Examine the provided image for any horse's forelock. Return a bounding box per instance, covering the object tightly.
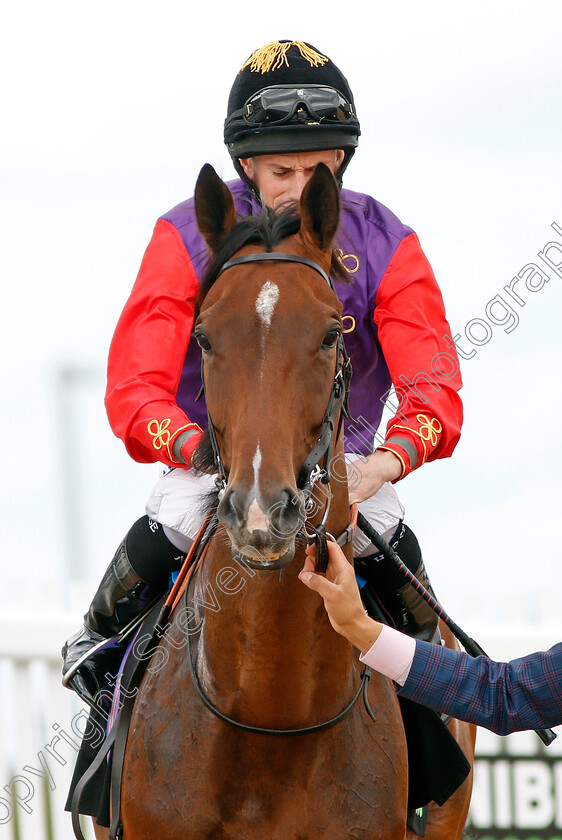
[196,204,304,309]
[195,202,352,312]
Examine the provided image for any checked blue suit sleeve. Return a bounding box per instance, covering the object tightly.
[397,640,562,735]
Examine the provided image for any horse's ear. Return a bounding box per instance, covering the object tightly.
[299,163,340,252]
[195,164,237,254]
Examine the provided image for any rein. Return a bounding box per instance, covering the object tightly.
[356,512,557,747]
[178,513,376,736]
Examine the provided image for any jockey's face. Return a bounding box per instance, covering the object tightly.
[239,150,345,210]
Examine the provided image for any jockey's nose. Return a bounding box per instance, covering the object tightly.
[288,171,311,203]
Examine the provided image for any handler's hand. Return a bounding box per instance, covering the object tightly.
[347,450,402,504]
[299,541,381,652]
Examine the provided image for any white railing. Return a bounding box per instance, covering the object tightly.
[0,611,96,840]
[1,612,560,839]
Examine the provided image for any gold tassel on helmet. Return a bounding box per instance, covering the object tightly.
[240,41,329,74]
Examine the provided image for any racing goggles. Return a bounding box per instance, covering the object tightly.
[239,85,355,127]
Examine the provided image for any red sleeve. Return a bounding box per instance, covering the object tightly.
[373,232,463,480]
[105,219,203,468]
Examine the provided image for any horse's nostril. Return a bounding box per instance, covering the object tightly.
[267,488,304,540]
[218,487,244,530]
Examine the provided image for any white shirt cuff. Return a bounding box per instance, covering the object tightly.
[359,623,416,686]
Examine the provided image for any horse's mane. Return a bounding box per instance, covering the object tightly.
[197,203,350,310]
[191,429,218,475]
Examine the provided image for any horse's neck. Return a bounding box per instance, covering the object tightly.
[193,459,354,729]
[189,431,357,728]
[194,547,355,728]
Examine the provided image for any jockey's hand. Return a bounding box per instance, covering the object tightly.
[347,450,402,504]
[299,541,381,653]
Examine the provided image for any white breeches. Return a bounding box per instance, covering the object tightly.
[145,451,405,557]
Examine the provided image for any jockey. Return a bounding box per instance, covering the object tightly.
[62,40,463,705]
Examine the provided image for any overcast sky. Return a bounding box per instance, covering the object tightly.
[1,0,561,626]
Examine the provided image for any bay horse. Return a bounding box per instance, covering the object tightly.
[108,164,475,839]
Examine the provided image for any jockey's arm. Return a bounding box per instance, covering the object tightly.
[105,220,203,468]
[351,233,463,502]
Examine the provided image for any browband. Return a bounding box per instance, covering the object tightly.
[217,252,333,288]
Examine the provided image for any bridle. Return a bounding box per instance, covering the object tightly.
[185,250,373,736]
[199,250,354,567]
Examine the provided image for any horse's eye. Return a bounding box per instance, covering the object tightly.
[321,329,341,349]
[195,332,212,352]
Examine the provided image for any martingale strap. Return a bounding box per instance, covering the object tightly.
[70,506,358,840]
[70,516,218,840]
[107,512,219,840]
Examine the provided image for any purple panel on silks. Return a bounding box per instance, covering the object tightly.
[159,179,413,455]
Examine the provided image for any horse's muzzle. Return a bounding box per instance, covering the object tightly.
[217,484,303,569]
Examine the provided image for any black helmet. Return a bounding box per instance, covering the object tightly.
[224,41,360,186]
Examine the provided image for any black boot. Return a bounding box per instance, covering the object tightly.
[61,537,166,707]
[355,522,441,644]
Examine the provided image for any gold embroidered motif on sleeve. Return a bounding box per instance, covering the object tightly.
[148,419,172,451]
[391,414,443,465]
[416,414,442,447]
[148,419,202,462]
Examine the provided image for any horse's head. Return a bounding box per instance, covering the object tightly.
[194,163,347,570]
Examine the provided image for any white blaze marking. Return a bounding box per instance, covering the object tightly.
[252,445,262,485]
[247,445,268,532]
[247,499,268,533]
[255,281,279,327]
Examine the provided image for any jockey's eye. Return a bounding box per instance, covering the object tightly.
[321,328,341,349]
[195,332,212,353]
